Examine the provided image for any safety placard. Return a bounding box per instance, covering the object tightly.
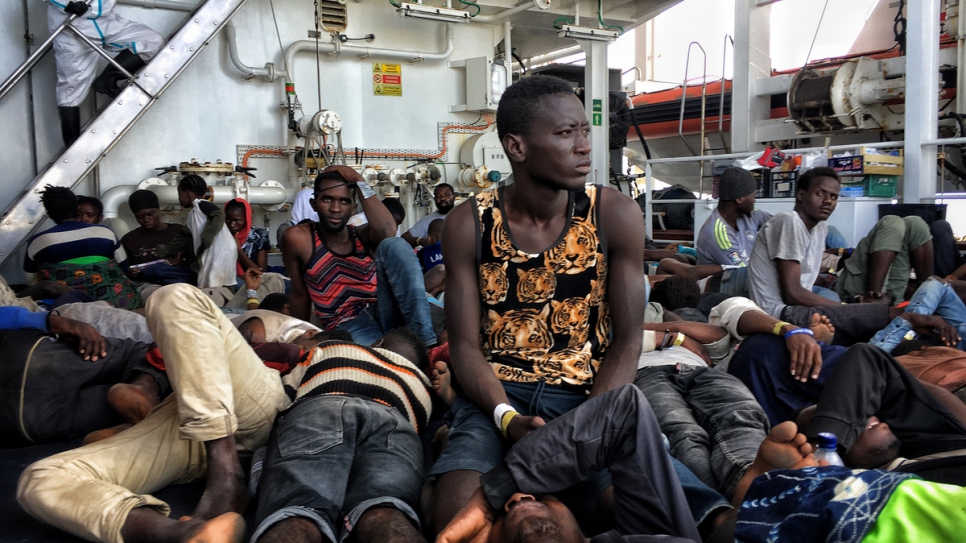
[373,63,402,96]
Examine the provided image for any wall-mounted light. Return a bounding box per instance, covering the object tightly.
[397,3,471,24]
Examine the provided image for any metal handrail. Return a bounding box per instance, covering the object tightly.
[678,41,707,157]
[718,35,734,152]
[0,1,153,102]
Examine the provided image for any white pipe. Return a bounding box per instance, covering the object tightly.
[116,0,196,11]
[474,0,541,23]
[147,184,290,205]
[225,21,278,79]
[100,185,137,219]
[282,24,454,83]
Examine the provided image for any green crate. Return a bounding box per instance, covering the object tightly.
[866,175,898,197]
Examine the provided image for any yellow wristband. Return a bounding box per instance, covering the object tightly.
[673,332,686,346]
[773,321,790,336]
[500,410,519,438]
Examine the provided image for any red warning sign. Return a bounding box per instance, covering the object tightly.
[373,74,383,83]
[381,74,401,85]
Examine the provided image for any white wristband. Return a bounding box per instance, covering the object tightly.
[493,403,515,430]
[642,330,657,352]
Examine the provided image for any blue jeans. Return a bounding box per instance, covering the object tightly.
[635,365,769,500]
[335,237,437,346]
[251,395,424,543]
[811,285,841,302]
[870,277,966,353]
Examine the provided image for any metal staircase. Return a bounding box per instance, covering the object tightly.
[0,0,249,267]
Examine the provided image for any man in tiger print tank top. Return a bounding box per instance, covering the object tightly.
[426,75,649,534]
[281,166,437,347]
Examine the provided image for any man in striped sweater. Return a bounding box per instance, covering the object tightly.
[251,328,434,543]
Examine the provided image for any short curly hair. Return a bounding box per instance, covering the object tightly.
[496,75,576,141]
[650,275,700,311]
[40,185,78,224]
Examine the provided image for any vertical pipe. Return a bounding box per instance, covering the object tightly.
[731,0,771,153]
[903,0,939,203]
[645,161,653,240]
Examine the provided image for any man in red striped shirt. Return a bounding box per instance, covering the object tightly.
[281,165,437,347]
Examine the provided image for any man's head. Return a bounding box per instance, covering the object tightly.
[491,494,586,543]
[382,197,406,227]
[718,167,758,215]
[225,199,248,236]
[433,183,455,215]
[796,408,901,469]
[844,416,901,468]
[77,196,103,224]
[312,169,355,235]
[795,167,840,225]
[294,329,354,351]
[177,174,208,208]
[39,185,77,224]
[426,219,444,245]
[375,327,429,369]
[497,76,590,191]
[129,189,163,231]
[650,275,701,311]
[259,293,290,315]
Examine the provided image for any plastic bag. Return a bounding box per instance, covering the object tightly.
[187,201,238,288]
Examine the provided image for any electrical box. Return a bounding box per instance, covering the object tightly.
[450,56,509,113]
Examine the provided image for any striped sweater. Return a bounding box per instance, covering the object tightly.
[281,342,432,432]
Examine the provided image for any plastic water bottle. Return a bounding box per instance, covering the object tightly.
[813,432,845,466]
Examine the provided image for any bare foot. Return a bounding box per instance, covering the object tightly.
[808,313,835,343]
[182,512,245,543]
[82,423,133,445]
[193,436,249,520]
[108,374,160,424]
[431,361,457,407]
[731,421,818,506]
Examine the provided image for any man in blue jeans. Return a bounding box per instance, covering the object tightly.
[251,329,434,543]
[281,165,437,347]
[424,75,647,534]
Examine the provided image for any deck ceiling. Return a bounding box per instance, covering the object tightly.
[474,0,683,59]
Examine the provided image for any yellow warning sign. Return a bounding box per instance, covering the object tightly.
[372,64,402,96]
[373,62,401,75]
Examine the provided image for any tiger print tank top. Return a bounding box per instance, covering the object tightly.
[473,184,608,390]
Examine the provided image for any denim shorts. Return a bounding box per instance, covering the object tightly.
[251,395,424,543]
[427,381,611,511]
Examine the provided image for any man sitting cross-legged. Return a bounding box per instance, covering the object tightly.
[282,165,437,347]
[438,384,820,543]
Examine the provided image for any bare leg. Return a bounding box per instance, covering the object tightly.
[353,507,426,543]
[193,435,249,520]
[108,373,162,424]
[120,508,244,543]
[428,470,482,535]
[256,517,326,543]
[730,421,818,507]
